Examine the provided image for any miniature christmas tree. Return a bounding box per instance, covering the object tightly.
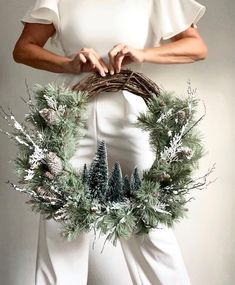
[81,163,89,184]
[130,167,141,195]
[81,163,91,197]
[122,174,131,198]
[87,139,109,203]
[108,161,123,202]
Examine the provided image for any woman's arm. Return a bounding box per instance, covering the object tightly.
[13,23,109,76]
[107,26,207,74]
[13,23,73,73]
[143,26,208,64]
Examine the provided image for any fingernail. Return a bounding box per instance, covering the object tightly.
[110,70,114,75]
[101,72,106,77]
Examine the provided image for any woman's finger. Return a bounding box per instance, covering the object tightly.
[92,50,109,73]
[115,53,125,73]
[115,47,130,72]
[108,43,126,74]
[89,53,107,76]
[108,45,120,74]
[78,53,87,63]
[108,62,115,75]
[99,58,109,73]
[83,50,106,76]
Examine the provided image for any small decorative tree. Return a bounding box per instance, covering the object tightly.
[130,167,142,195]
[87,139,109,203]
[122,174,131,198]
[108,161,123,202]
[81,163,89,184]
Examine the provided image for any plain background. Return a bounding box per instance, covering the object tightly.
[0,0,235,284]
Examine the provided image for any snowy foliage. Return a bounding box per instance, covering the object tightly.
[0,81,215,248]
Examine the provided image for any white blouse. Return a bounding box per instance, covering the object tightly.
[21,0,206,56]
[21,0,206,88]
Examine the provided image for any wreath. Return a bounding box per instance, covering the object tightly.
[0,69,214,248]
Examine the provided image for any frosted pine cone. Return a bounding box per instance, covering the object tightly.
[176,146,193,160]
[176,110,186,124]
[46,152,63,175]
[44,171,55,180]
[91,206,98,212]
[90,205,101,214]
[35,186,49,196]
[39,108,60,125]
[53,208,67,221]
[159,172,171,182]
[35,186,58,201]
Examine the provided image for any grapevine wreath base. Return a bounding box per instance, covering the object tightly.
[0,69,215,248]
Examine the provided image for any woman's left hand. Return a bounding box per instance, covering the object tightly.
[107,43,145,74]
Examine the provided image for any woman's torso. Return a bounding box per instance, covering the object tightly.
[54,0,159,88]
[58,0,156,56]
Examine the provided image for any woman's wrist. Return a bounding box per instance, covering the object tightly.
[59,57,77,74]
[142,47,160,64]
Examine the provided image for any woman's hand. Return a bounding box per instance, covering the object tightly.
[108,43,145,74]
[67,47,109,77]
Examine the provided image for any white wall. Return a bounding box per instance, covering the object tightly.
[0,0,234,284]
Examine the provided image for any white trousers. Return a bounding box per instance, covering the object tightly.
[35,90,192,285]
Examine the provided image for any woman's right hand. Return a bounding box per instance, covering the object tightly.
[67,48,109,77]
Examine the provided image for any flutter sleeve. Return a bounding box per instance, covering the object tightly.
[150,0,206,44]
[21,0,60,46]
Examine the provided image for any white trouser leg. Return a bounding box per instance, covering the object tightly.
[119,225,192,285]
[35,215,91,285]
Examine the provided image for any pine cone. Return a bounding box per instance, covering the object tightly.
[159,101,166,107]
[39,108,60,125]
[53,208,67,221]
[158,172,171,182]
[176,110,186,124]
[90,206,101,214]
[46,152,63,175]
[91,206,98,212]
[153,191,160,197]
[35,186,58,201]
[35,186,49,196]
[44,171,55,180]
[176,147,193,160]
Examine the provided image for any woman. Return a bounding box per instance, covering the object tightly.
[13,0,208,284]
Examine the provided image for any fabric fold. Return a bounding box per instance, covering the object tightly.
[150,0,206,43]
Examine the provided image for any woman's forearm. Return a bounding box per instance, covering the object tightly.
[143,37,208,64]
[13,43,72,73]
